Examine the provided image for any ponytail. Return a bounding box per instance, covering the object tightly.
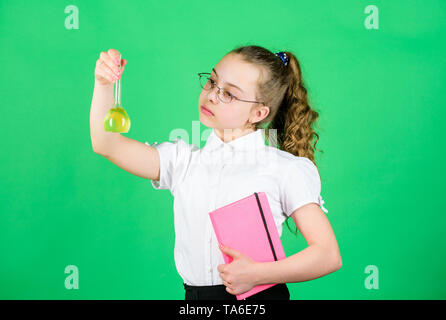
[228,45,325,238]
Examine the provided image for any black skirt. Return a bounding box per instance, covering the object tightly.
[183,282,290,300]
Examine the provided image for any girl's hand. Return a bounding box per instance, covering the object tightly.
[217,245,259,296]
[94,48,127,86]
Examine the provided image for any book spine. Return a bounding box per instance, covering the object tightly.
[254,192,277,261]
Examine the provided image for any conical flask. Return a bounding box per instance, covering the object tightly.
[103,54,131,133]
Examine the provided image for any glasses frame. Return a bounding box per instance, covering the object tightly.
[198,72,266,105]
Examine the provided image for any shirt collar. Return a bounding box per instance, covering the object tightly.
[202,128,266,153]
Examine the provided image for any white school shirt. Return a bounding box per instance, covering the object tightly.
[147,128,328,286]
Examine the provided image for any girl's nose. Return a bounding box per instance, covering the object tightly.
[207,86,220,104]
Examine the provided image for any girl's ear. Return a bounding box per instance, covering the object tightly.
[262,105,270,119]
[252,105,270,123]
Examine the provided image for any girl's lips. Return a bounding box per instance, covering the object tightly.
[201,105,214,116]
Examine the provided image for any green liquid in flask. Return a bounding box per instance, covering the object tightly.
[104,106,131,133]
[103,54,131,133]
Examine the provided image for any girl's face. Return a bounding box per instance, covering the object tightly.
[198,53,269,141]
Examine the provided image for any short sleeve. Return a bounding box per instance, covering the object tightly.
[280,157,328,216]
[145,138,193,194]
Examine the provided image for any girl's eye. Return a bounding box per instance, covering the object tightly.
[209,78,235,97]
[223,90,233,99]
[209,78,234,98]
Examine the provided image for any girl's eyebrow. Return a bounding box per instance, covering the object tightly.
[212,68,244,93]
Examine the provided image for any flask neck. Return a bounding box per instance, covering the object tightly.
[114,78,121,106]
[114,53,122,107]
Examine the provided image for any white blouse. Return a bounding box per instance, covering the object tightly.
[147,128,328,286]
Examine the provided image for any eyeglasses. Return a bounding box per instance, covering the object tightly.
[198,72,265,105]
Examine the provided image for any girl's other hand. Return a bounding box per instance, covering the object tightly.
[217,245,259,296]
[94,48,127,86]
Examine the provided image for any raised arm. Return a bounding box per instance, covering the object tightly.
[90,49,160,181]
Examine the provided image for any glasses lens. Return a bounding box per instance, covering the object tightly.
[219,89,232,103]
[199,74,232,103]
[199,75,211,90]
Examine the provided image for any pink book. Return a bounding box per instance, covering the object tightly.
[209,192,286,300]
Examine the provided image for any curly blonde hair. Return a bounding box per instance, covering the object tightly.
[228,45,323,166]
[228,45,324,236]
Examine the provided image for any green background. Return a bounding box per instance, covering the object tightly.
[1,0,445,299]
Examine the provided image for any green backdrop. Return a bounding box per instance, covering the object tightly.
[1,0,445,299]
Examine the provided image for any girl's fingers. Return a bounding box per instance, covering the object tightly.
[221,277,232,288]
[100,51,121,77]
[225,286,235,295]
[96,65,118,83]
[104,65,119,83]
[118,59,126,73]
[107,48,122,66]
[94,50,126,84]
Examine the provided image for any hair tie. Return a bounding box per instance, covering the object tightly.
[275,51,289,66]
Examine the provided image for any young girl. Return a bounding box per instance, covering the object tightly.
[91,45,341,300]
